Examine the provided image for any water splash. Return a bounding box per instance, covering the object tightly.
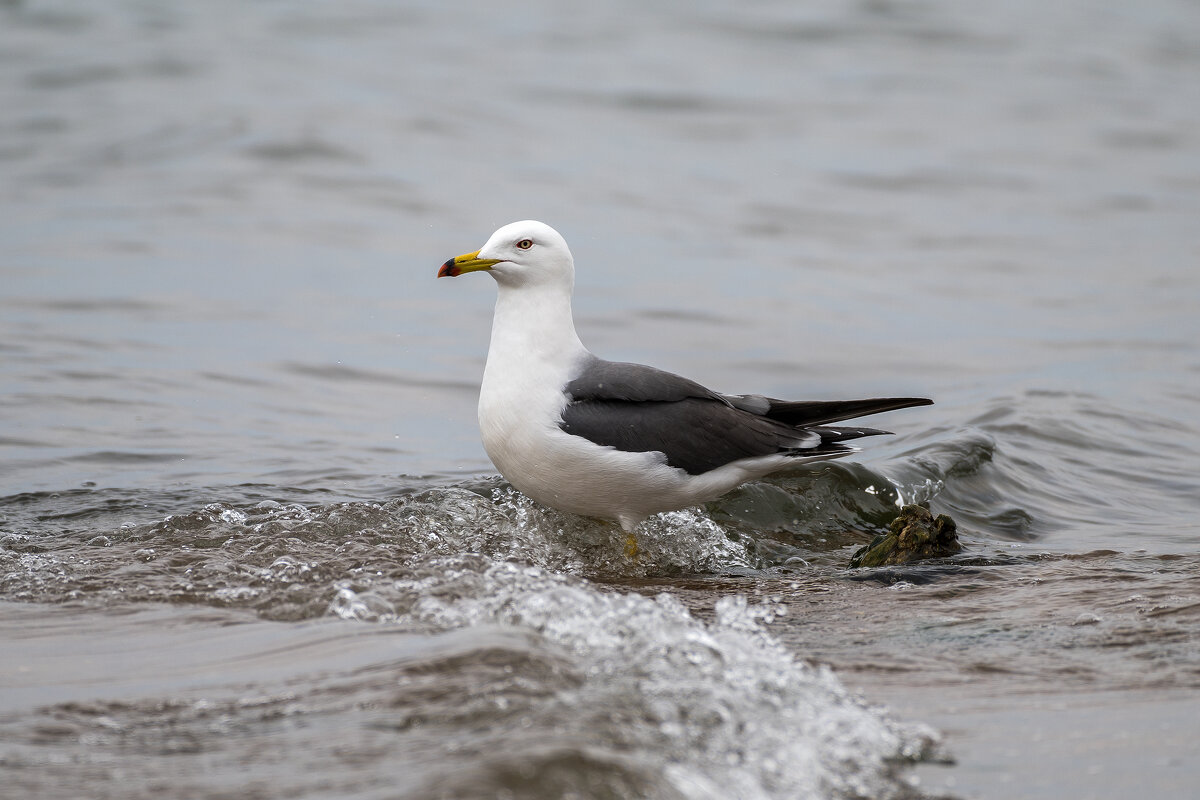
[331,557,939,799]
[0,484,942,797]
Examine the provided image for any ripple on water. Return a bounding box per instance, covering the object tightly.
[0,490,940,799]
[0,486,761,615]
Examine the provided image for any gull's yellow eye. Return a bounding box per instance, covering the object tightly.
[516,239,533,250]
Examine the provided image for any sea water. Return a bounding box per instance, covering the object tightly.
[3,1,1199,797]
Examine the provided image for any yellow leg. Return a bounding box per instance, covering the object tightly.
[623,530,640,560]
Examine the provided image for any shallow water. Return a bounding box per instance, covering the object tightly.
[3,1,1200,797]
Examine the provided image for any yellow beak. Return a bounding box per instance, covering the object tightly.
[438,250,501,278]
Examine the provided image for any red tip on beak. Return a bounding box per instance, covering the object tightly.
[437,259,459,278]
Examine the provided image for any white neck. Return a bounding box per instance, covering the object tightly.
[479,281,587,411]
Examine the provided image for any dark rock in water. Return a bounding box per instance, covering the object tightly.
[849,504,961,568]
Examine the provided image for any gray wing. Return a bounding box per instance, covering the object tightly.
[563,356,727,404]
[560,357,872,475]
[559,397,851,475]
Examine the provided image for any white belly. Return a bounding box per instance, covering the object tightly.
[482,413,676,521]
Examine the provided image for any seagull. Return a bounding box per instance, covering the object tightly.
[438,220,931,556]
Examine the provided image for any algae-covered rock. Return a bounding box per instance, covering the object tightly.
[849,504,961,568]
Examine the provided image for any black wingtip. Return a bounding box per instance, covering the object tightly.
[764,397,934,427]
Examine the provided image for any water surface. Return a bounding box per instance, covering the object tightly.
[3,1,1200,797]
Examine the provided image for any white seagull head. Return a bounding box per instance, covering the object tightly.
[438,220,574,291]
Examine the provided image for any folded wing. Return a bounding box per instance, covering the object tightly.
[560,357,931,476]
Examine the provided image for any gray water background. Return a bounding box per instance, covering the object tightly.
[3,1,1200,798]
